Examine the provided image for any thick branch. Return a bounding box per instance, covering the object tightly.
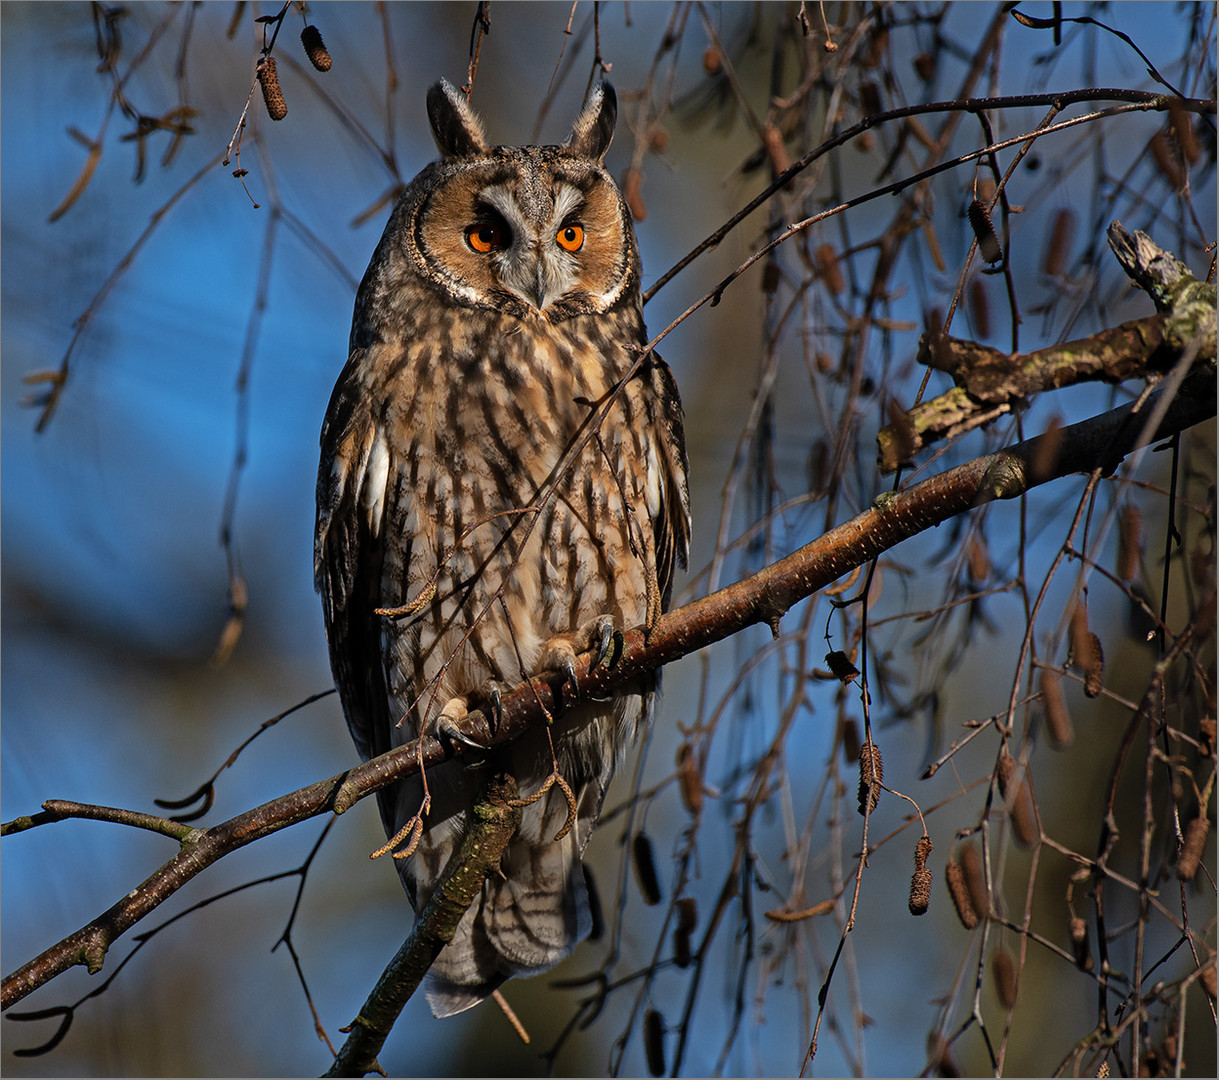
[878,224,1216,471]
[2,362,1214,1012]
[323,774,522,1077]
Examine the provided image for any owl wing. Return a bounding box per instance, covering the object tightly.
[648,353,692,603]
[314,350,397,823]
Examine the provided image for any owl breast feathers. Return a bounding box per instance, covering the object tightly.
[315,78,689,1017]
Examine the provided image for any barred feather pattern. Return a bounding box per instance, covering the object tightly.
[315,81,689,1016]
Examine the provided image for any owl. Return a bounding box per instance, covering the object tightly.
[315,79,689,1017]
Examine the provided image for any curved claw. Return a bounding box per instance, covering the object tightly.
[486,685,502,734]
[590,616,616,669]
[560,658,580,703]
[437,715,486,750]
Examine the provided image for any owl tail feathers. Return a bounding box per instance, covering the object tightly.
[424,973,505,1018]
[421,827,593,1019]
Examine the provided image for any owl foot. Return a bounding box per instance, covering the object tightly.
[435,696,479,747]
[541,614,619,703]
[434,680,502,748]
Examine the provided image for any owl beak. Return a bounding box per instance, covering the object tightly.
[531,263,551,311]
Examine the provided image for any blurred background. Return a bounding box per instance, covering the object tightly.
[2,3,1214,1076]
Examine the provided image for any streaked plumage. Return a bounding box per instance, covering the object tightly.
[315,79,689,1016]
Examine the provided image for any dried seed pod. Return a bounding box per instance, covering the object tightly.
[841,715,861,763]
[997,750,1037,847]
[1082,633,1104,698]
[1168,98,1199,164]
[946,858,979,929]
[300,25,332,71]
[861,24,887,68]
[675,895,698,933]
[1041,669,1074,749]
[226,2,245,39]
[927,1036,958,1077]
[969,277,991,339]
[857,738,883,815]
[675,742,704,815]
[884,395,918,470]
[1069,915,1093,971]
[909,867,933,915]
[996,750,1016,796]
[1068,596,1091,664]
[1118,503,1143,582]
[1030,415,1063,483]
[647,126,670,154]
[1192,543,1216,587]
[1069,599,1104,697]
[761,260,781,294]
[1177,815,1210,881]
[673,926,692,968]
[1201,957,1216,1001]
[644,1007,666,1076]
[991,947,1018,1008]
[909,835,934,915]
[1042,208,1076,278]
[1200,715,1216,756]
[673,896,698,967]
[814,243,845,297]
[968,199,1003,263]
[960,842,988,920]
[633,832,662,905]
[966,534,990,584]
[1149,128,1185,189]
[858,80,882,117]
[1009,789,1037,847]
[921,215,947,272]
[825,649,860,683]
[257,55,287,121]
[622,167,646,221]
[912,52,936,83]
[762,123,791,175]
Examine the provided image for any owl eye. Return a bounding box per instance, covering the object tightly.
[556,224,585,252]
[466,221,508,254]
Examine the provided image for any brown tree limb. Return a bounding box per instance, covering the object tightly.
[878,222,1217,471]
[2,358,1214,1014]
[0,800,198,843]
[323,774,522,1078]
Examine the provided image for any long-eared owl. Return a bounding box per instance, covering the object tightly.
[315,79,689,1016]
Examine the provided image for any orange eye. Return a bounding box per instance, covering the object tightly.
[466,222,506,253]
[556,224,584,252]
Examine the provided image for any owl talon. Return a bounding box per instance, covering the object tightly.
[484,683,502,735]
[437,715,486,749]
[559,658,580,703]
[434,696,487,749]
[589,615,616,669]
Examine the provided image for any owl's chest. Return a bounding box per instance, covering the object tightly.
[379,314,648,567]
[400,318,620,478]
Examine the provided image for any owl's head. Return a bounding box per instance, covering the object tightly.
[365,79,640,327]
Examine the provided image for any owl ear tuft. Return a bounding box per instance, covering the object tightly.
[564,82,616,163]
[427,79,489,158]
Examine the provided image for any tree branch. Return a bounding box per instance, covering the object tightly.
[2,358,1214,1013]
[323,774,522,1078]
[878,221,1216,471]
[0,800,199,843]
